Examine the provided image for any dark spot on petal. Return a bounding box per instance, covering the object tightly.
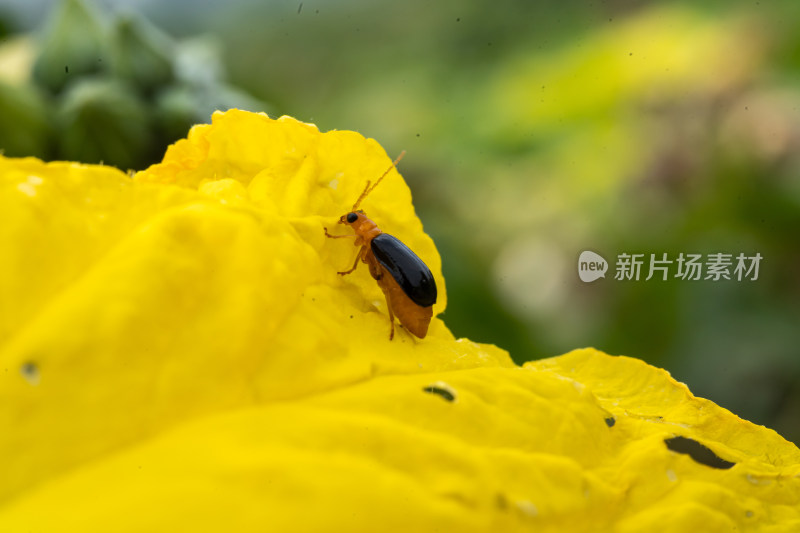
[495,492,508,510]
[664,436,735,470]
[423,384,456,402]
[604,416,615,427]
[20,361,40,385]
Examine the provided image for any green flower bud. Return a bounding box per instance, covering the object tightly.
[55,77,152,171]
[209,83,271,117]
[155,84,200,145]
[0,81,52,158]
[155,81,270,148]
[110,13,174,94]
[165,37,270,120]
[32,0,109,94]
[172,37,225,87]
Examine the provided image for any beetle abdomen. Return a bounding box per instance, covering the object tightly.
[371,233,437,308]
[377,271,434,338]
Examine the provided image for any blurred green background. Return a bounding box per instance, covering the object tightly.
[1,0,798,443]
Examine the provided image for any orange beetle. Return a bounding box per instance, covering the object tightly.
[324,152,437,340]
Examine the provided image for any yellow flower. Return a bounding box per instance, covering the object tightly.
[1,110,798,531]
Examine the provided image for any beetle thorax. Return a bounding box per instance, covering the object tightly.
[344,211,382,240]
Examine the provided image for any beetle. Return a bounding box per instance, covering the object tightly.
[324,151,437,340]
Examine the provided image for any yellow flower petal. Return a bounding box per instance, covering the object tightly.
[1,110,798,532]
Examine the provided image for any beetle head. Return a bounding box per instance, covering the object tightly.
[339,210,364,225]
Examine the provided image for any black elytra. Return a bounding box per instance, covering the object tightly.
[370,233,437,307]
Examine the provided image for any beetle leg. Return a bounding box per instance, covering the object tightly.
[385,294,396,340]
[338,246,365,276]
[324,227,357,239]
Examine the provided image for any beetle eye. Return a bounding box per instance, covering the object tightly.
[346,212,358,224]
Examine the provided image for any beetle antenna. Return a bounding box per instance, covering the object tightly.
[352,150,406,211]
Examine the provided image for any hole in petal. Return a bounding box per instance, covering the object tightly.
[422,382,456,402]
[664,436,735,470]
